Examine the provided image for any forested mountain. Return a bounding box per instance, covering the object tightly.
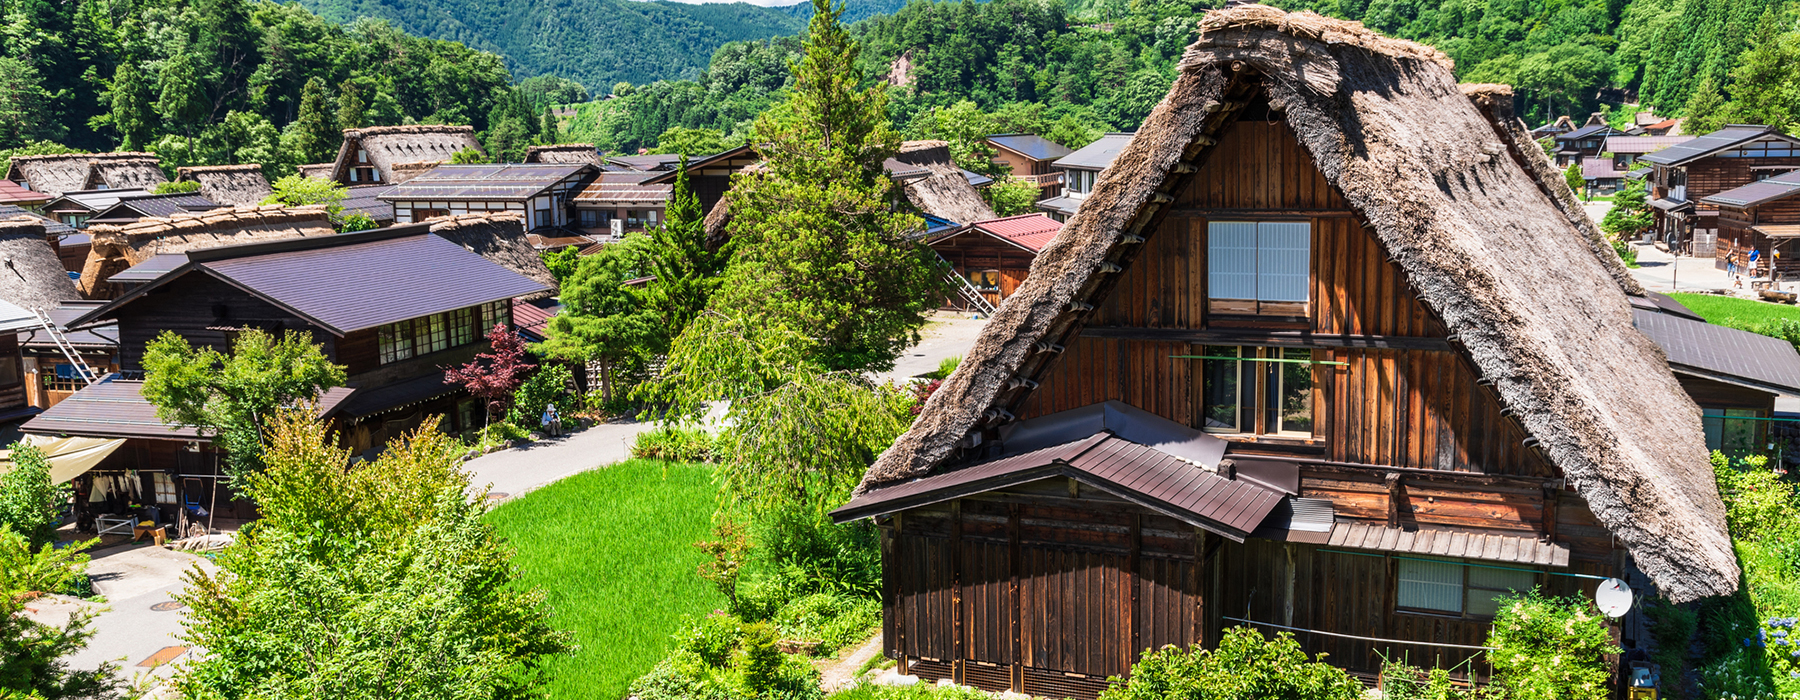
[0,0,517,163]
[779,0,916,23]
[294,0,806,88]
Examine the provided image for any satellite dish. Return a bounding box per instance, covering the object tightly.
[1596,578,1634,618]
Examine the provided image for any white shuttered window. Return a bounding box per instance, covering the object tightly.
[1207,221,1311,308]
[1396,558,1463,614]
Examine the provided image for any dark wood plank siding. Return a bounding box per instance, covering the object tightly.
[115,272,334,370]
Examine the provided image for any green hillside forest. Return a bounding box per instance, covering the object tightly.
[7,0,1800,174]
[292,0,808,88]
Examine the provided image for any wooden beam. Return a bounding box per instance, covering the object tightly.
[951,500,964,685]
[1080,326,1452,351]
[1255,455,1564,487]
[1166,207,1359,219]
[1385,472,1405,528]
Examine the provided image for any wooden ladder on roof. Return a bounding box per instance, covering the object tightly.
[32,308,99,387]
[939,252,997,316]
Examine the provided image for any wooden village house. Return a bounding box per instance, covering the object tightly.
[315,125,484,186]
[985,134,1074,197]
[1037,133,1134,222]
[1549,114,1625,168]
[930,214,1063,309]
[829,7,1739,696]
[1642,125,1800,252]
[1629,293,1800,455]
[378,163,598,233]
[5,152,166,198]
[23,217,553,531]
[84,192,222,227]
[641,145,760,220]
[1700,169,1800,277]
[573,171,673,237]
[75,205,339,300]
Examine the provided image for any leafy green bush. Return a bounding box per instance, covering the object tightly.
[1379,660,1500,700]
[1713,452,1794,541]
[0,528,91,595]
[632,614,822,700]
[1485,591,1619,700]
[922,356,961,380]
[153,179,202,194]
[773,593,880,655]
[633,425,718,462]
[0,442,70,547]
[506,363,576,430]
[828,681,990,700]
[1096,627,1364,700]
[1611,238,1638,268]
[1644,599,1697,700]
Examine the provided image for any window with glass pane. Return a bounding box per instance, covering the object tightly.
[1266,347,1314,435]
[420,313,448,354]
[1201,346,1243,432]
[451,308,474,346]
[1396,558,1463,614]
[378,321,414,364]
[1466,565,1537,618]
[154,473,177,504]
[1207,221,1310,314]
[1703,408,1764,454]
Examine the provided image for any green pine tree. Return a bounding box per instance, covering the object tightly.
[337,81,367,132]
[107,62,155,150]
[641,157,730,347]
[539,104,558,145]
[1722,9,1799,132]
[1684,74,1729,134]
[283,77,338,166]
[156,49,210,163]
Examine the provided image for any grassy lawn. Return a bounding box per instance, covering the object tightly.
[488,459,724,700]
[1666,292,1800,326]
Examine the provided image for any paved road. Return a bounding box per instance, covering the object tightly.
[876,311,989,385]
[462,419,655,503]
[20,544,216,687]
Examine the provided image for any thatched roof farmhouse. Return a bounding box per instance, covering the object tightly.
[176,164,274,206]
[328,125,483,186]
[0,216,82,311]
[525,144,603,164]
[6,152,165,198]
[853,2,1736,612]
[78,205,335,299]
[424,211,557,298]
[887,140,996,225]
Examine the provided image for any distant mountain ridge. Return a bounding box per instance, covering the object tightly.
[294,0,807,88]
[777,0,912,24]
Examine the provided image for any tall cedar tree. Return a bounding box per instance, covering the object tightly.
[538,236,660,379]
[1724,9,1798,132]
[643,158,731,341]
[108,62,156,150]
[157,49,209,163]
[709,0,947,372]
[337,81,368,131]
[445,324,536,423]
[289,78,339,166]
[1684,75,1728,134]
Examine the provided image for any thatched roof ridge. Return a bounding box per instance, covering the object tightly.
[5,152,161,198]
[1460,83,1644,297]
[425,211,557,299]
[0,216,81,311]
[86,158,167,191]
[335,125,481,184]
[890,140,996,225]
[858,5,1735,603]
[78,205,333,299]
[296,163,334,179]
[525,144,603,164]
[176,164,274,206]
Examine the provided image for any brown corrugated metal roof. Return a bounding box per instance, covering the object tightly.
[1326,522,1570,567]
[831,431,1283,539]
[21,376,354,441]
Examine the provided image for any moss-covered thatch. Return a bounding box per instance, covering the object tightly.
[889,140,995,225]
[176,164,274,206]
[0,216,81,310]
[858,4,1737,604]
[79,205,334,299]
[4,152,163,198]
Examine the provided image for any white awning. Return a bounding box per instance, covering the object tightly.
[0,435,126,484]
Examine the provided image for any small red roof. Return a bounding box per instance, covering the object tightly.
[972,213,1063,253]
[0,180,50,205]
[512,299,555,339]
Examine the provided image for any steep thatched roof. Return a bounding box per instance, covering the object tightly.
[85,158,167,191]
[1461,83,1644,297]
[79,205,333,299]
[387,161,442,184]
[424,212,557,299]
[335,125,482,184]
[858,4,1735,603]
[525,144,603,164]
[0,216,81,311]
[888,141,996,225]
[176,164,273,206]
[296,163,334,179]
[5,152,162,198]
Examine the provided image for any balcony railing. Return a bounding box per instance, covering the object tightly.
[1020,172,1064,187]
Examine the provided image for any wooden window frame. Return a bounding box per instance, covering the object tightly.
[1198,345,1317,438]
[1205,219,1312,318]
[1394,556,1540,621]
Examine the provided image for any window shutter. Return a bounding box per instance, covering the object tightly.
[1396,558,1463,613]
[1256,222,1311,302]
[1208,222,1259,300]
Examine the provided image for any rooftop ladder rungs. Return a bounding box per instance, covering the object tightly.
[32,309,99,387]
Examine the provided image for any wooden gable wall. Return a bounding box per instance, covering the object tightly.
[115,272,334,370]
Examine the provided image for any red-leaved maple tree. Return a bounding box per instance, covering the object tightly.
[445,323,537,423]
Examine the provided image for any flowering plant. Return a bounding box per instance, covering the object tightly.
[1485,591,1619,700]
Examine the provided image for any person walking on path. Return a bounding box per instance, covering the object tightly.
[1751,247,1763,279]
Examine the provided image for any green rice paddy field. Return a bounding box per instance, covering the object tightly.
[1666,292,1800,326]
[487,459,724,700]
